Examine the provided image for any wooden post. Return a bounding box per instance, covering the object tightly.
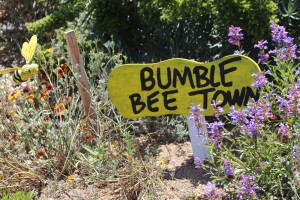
[65,30,97,127]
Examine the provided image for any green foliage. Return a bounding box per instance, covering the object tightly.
[25,0,84,35]
[279,0,300,43]
[214,0,277,42]
[22,0,286,62]
[153,0,215,22]
[0,191,35,200]
[90,0,142,33]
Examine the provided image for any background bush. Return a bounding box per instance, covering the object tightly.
[23,0,281,63]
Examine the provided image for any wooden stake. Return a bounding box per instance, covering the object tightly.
[65,30,97,126]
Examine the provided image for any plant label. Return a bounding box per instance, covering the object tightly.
[108,55,260,119]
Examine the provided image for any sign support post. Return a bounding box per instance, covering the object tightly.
[186,116,209,160]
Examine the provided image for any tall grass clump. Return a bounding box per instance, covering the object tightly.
[0,31,165,198]
[191,22,300,199]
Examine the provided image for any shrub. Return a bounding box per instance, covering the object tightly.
[25,0,84,35]
[191,23,300,199]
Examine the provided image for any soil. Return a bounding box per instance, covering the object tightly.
[38,141,211,200]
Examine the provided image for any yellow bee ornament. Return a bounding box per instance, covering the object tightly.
[0,35,39,83]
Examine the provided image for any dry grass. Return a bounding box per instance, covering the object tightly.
[0,158,46,193]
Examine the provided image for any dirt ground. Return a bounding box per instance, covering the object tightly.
[38,141,211,200]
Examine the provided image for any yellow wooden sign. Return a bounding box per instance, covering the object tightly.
[108,55,260,119]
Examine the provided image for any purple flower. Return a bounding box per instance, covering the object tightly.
[254,40,269,64]
[295,67,300,75]
[194,157,203,169]
[230,100,271,137]
[269,45,297,61]
[270,21,288,44]
[269,21,297,61]
[237,174,259,200]
[251,70,269,89]
[296,78,300,87]
[207,121,229,148]
[262,161,269,166]
[189,104,206,135]
[228,106,249,125]
[276,96,293,118]
[275,83,300,118]
[204,182,224,199]
[228,25,244,45]
[278,123,290,137]
[293,145,299,159]
[247,99,272,120]
[211,100,224,118]
[240,119,264,137]
[223,158,234,179]
[234,50,245,55]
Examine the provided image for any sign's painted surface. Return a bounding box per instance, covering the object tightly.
[108,55,260,119]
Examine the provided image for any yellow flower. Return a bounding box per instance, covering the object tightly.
[46,48,53,54]
[160,160,167,166]
[8,91,21,101]
[67,175,72,182]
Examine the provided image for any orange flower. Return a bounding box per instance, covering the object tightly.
[83,132,94,143]
[9,140,14,148]
[8,91,21,101]
[81,124,87,131]
[54,102,66,116]
[0,171,4,179]
[40,89,49,101]
[57,67,64,78]
[25,94,35,99]
[57,64,69,78]
[60,64,69,73]
[59,96,71,104]
[65,97,71,104]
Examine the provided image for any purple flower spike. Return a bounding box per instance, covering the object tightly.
[194,157,203,169]
[254,40,269,64]
[228,25,244,45]
[278,123,290,137]
[293,145,299,159]
[189,104,206,135]
[211,100,224,118]
[228,106,249,125]
[237,174,259,200]
[222,158,234,179]
[269,21,297,61]
[251,70,269,89]
[207,121,229,148]
[204,182,224,199]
